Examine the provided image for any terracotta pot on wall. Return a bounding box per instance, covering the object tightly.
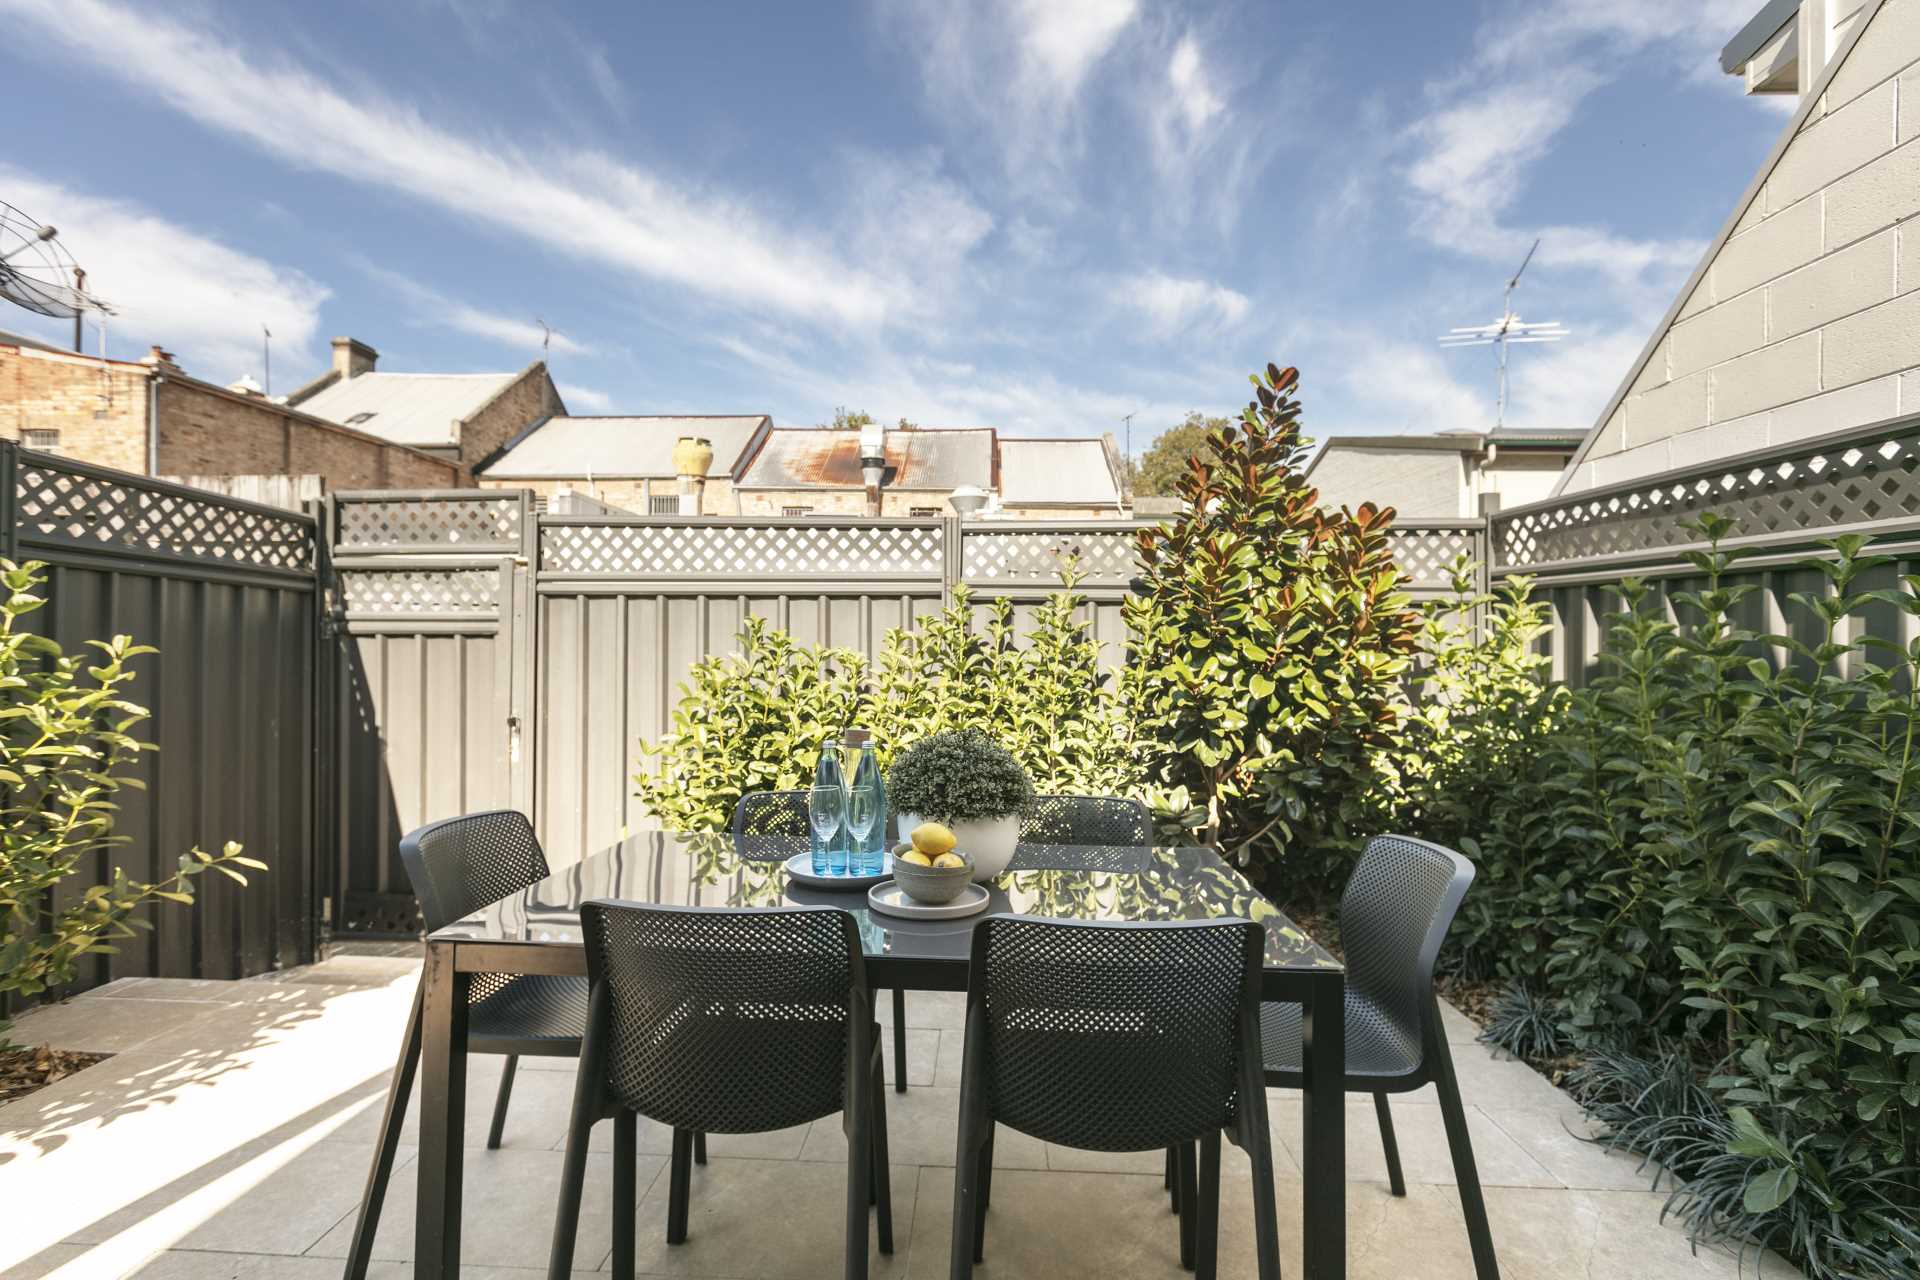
[673,436,715,477]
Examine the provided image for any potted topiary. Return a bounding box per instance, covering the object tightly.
[888,728,1034,881]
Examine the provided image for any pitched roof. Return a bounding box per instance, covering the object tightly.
[734,428,996,490]
[295,371,522,446]
[1722,0,1801,72]
[997,438,1123,506]
[478,415,771,479]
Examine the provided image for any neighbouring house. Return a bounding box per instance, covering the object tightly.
[995,436,1128,517]
[732,426,997,517]
[1558,0,1918,494]
[1305,428,1583,518]
[476,414,773,514]
[287,337,564,482]
[0,332,460,503]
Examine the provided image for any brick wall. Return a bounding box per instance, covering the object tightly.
[1568,0,1920,491]
[0,345,150,473]
[459,366,565,478]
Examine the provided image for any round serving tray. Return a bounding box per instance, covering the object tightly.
[782,852,891,892]
[867,880,991,920]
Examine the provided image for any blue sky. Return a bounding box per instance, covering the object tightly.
[0,0,1788,454]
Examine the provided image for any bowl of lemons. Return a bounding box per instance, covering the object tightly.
[891,822,973,904]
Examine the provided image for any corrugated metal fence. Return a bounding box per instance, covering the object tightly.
[2,442,318,995]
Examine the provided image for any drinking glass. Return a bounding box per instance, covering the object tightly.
[846,785,881,876]
[808,784,846,875]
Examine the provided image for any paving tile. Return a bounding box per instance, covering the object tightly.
[795,1086,1046,1170]
[6,997,231,1054]
[1270,1098,1560,1188]
[572,1112,814,1163]
[1437,999,1481,1045]
[880,1028,940,1088]
[323,1054,582,1153]
[621,1155,917,1278]
[1,1243,90,1278]
[1483,1107,1666,1192]
[304,1146,641,1270]
[880,989,965,1031]
[907,1165,1201,1279]
[933,1029,964,1087]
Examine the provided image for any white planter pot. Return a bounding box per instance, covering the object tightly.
[898,812,1020,882]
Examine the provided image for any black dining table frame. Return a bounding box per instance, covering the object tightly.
[410,879,1346,1279]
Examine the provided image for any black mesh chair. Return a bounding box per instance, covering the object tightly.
[547,901,892,1280]
[731,790,913,1095]
[343,810,588,1280]
[1018,794,1150,846]
[1259,835,1499,1280]
[951,916,1281,1280]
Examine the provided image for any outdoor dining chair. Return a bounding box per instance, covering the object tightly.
[342,810,589,1280]
[951,915,1282,1280]
[547,901,893,1280]
[1243,834,1499,1280]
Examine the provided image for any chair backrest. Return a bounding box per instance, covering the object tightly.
[966,915,1262,1152]
[581,900,866,1133]
[398,809,551,933]
[1018,795,1150,847]
[729,790,811,862]
[1338,835,1476,1055]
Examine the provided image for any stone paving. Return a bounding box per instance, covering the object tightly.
[0,947,1798,1279]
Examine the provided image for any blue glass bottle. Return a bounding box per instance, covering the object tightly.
[809,740,847,875]
[847,734,889,876]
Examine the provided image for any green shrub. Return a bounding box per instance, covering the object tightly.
[887,728,1035,823]
[0,559,259,1037]
[1124,363,1422,898]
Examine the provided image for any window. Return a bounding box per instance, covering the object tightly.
[909,506,940,517]
[781,505,814,517]
[529,495,549,515]
[649,495,684,515]
[345,411,377,425]
[21,429,61,453]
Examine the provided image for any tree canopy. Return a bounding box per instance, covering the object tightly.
[1130,412,1230,497]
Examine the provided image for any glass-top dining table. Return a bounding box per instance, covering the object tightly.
[407,833,1347,1279]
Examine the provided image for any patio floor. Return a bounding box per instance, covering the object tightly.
[0,946,1798,1280]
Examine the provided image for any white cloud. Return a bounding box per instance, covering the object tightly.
[3,0,904,328]
[358,263,591,356]
[834,148,994,290]
[1506,324,1651,430]
[1016,0,1138,93]
[1166,36,1225,134]
[1,169,327,381]
[556,382,613,412]
[1115,272,1250,337]
[1334,339,1490,436]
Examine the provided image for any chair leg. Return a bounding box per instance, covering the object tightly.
[1431,1032,1501,1280]
[972,1133,991,1263]
[892,987,908,1093]
[547,1044,603,1278]
[611,1111,636,1280]
[1177,1139,1197,1271]
[694,1130,707,1165]
[871,1048,894,1254]
[1375,1092,1406,1197]
[666,1128,693,1245]
[1164,1144,1174,1194]
[486,1055,518,1150]
[344,982,422,1280]
[1196,1131,1222,1280]
[949,1010,991,1280]
[844,1074,873,1280]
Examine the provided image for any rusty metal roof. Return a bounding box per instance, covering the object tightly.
[735,428,995,490]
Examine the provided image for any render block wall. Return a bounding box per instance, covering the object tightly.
[1565,0,1920,492]
[477,476,739,514]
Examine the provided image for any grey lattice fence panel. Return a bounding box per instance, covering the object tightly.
[541,517,947,580]
[1388,522,1484,597]
[334,490,523,552]
[17,453,314,575]
[960,522,1147,587]
[339,567,502,617]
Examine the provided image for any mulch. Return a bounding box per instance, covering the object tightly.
[0,1044,110,1105]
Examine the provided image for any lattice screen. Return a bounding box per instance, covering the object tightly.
[339,569,500,615]
[16,459,314,572]
[1386,526,1481,587]
[962,526,1141,585]
[541,521,946,577]
[1493,422,1920,568]
[336,496,521,550]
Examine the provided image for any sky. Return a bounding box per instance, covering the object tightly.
[0,0,1790,456]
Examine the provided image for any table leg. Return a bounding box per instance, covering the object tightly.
[416,939,469,1280]
[1300,968,1345,1280]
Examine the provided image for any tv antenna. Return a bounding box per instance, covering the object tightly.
[1438,238,1568,429]
[535,316,563,359]
[0,201,115,351]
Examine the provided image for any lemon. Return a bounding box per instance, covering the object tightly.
[932,852,966,870]
[910,822,957,856]
[897,849,934,867]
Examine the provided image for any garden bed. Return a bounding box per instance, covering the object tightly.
[0,1044,108,1105]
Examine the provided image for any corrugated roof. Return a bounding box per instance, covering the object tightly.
[735,428,995,490]
[997,438,1121,506]
[296,372,520,445]
[479,415,771,478]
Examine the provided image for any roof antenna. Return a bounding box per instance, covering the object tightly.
[535,316,562,360]
[1438,237,1569,429]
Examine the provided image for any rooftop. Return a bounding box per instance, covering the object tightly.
[735,427,996,491]
[480,414,771,479]
[997,437,1124,507]
[295,371,522,447]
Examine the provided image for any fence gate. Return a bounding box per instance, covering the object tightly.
[327,491,535,934]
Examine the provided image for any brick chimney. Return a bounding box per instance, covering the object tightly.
[331,337,378,380]
[140,345,182,375]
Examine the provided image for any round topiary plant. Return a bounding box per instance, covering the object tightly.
[887,728,1035,824]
